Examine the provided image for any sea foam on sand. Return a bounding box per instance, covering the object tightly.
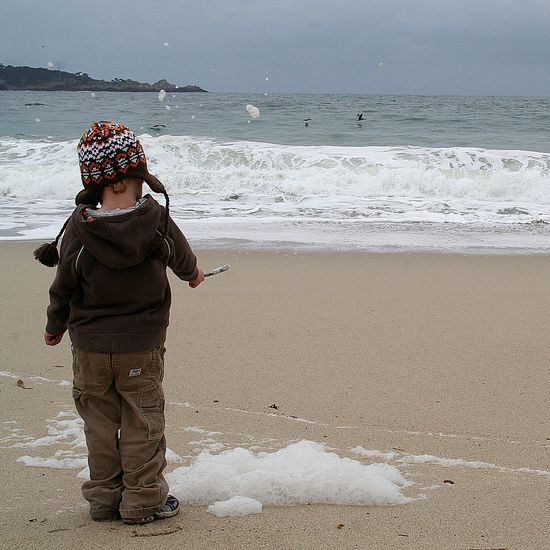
[208,496,263,517]
[166,439,411,511]
[11,410,413,513]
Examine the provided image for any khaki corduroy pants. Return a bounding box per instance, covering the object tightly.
[72,347,169,520]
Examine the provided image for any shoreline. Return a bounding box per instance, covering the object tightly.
[9,238,550,257]
[2,242,549,549]
[3,218,550,256]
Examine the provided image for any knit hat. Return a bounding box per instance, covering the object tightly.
[75,121,166,206]
[34,121,170,267]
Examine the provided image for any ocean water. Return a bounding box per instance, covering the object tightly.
[1,91,549,253]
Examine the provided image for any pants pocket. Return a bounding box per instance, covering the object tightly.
[72,348,113,394]
[138,384,165,440]
[72,350,86,404]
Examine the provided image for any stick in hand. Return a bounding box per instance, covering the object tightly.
[204,264,231,278]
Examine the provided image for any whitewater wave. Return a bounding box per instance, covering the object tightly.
[1,135,549,204]
[1,136,549,251]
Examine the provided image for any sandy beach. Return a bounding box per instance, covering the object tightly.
[1,241,549,549]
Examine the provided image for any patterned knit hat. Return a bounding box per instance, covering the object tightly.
[34,121,171,267]
[75,121,165,205]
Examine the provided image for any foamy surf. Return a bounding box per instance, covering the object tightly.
[1,135,549,252]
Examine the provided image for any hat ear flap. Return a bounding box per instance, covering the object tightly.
[75,186,101,206]
[146,189,171,262]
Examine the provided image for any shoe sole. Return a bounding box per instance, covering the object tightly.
[155,506,179,520]
[123,507,179,525]
[123,495,179,525]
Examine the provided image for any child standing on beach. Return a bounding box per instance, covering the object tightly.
[36,121,204,524]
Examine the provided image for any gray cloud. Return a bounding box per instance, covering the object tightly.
[1,0,550,95]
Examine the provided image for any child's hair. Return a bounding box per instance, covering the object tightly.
[108,179,130,195]
[34,121,170,266]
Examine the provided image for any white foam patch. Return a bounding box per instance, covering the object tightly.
[166,440,410,507]
[184,426,222,436]
[351,447,399,461]
[351,446,550,478]
[222,407,319,424]
[15,412,85,449]
[208,496,263,517]
[398,453,550,477]
[17,455,87,469]
[399,453,498,470]
[0,370,72,387]
[166,448,183,463]
[15,411,87,469]
[0,371,19,379]
[171,401,192,408]
[190,439,226,452]
[513,467,550,476]
[0,429,33,447]
[15,412,186,473]
[28,375,55,382]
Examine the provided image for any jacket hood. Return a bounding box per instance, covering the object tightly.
[70,195,163,269]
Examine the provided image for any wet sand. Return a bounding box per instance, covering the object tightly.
[1,241,549,549]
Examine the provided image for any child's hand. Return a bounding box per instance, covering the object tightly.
[189,268,205,288]
[44,331,64,346]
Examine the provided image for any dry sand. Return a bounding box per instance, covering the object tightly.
[1,241,549,549]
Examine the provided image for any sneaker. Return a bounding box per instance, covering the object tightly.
[154,495,180,519]
[123,495,179,525]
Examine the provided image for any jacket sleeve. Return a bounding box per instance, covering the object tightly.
[45,223,81,335]
[166,217,198,282]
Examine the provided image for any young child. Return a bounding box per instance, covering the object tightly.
[35,121,204,525]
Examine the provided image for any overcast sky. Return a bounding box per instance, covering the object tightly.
[2,0,550,96]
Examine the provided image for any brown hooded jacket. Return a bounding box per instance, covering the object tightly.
[45,195,198,353]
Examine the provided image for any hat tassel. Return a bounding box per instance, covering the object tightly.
[33,216,70,267]
[33,242,60,267]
